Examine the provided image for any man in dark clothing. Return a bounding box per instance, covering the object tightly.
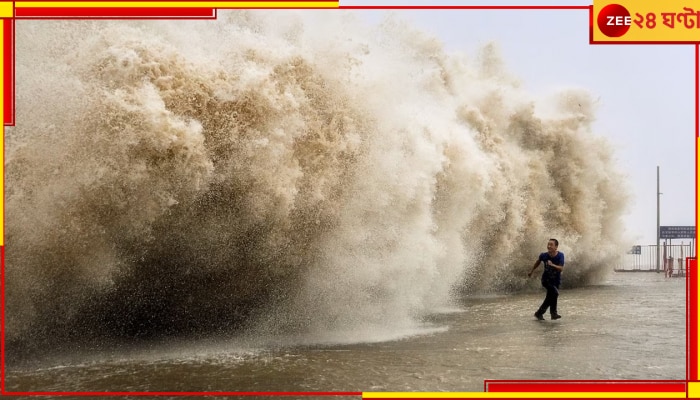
[528,238,564,320]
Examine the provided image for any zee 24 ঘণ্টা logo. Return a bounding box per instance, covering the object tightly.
[596,2,700,40]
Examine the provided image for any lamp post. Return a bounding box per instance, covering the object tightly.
[657,166,661,273]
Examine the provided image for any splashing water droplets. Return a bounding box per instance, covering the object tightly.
[6,12,630,355]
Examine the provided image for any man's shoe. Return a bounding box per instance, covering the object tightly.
[534,312,545,320]
[551,314,562,320]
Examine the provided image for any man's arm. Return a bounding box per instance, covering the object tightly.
[546,260,564,271]
[528,260,541,277]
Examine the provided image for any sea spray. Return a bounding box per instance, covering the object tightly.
[6,11,629,354]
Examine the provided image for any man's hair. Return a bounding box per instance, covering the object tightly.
[549,238,559,247]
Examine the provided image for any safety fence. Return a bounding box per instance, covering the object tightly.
[616,243,695,276]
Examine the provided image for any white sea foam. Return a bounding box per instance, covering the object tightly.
[6,11,629,351]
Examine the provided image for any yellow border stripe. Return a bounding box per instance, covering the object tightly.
[363,393,685,399]
[0,2,12,17]
[15,1,338,8]
[689,382,700,398]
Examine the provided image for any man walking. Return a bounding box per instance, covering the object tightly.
[528,238,564,320]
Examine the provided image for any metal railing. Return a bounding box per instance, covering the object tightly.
[616,244,695,274]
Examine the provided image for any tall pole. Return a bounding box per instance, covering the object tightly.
[657,166,661,272]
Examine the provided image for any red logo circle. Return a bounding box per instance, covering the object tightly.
[597,4,632,37]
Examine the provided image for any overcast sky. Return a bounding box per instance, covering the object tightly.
[340,1,697,246]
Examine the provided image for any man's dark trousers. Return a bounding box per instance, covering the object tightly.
[537,284,559,316]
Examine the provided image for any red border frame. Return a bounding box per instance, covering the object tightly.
[1,3,697,398]
[690,256,697,381]
[338,5,589,9]
[3,19,12,127]
[14,7,218,18]
[1,246,5,395]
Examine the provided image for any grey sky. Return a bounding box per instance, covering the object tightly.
[339,2,697,246]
